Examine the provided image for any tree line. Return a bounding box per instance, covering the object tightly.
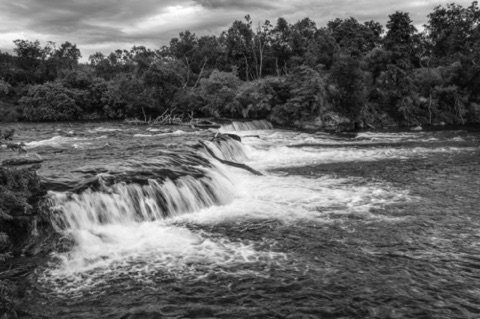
[0,1,479,128]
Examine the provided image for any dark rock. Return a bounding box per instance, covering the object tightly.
[2,158,43,167]
[221,133,242,142]
[0,166,54,258]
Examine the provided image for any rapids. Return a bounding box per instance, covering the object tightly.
[1,121,480,319]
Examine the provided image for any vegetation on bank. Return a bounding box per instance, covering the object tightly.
[0,2,479,128]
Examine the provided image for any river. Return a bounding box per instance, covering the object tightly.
[1,121,480,318]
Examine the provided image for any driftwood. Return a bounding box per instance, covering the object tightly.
[198,140,263,176]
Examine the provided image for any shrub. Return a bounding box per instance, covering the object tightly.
[197,69,241,117]
[270,66,326,125]
[20,82,83,121]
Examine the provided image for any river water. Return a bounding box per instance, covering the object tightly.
[1,121,480,318]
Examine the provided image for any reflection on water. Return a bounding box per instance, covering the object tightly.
[1,121,479,318]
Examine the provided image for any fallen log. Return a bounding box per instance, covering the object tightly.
[198,140,263,176]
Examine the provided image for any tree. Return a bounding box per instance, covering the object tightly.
[304,28,337,69]
[269,66,326,125]
[384,12,418,54]
[424,1,480,62]
[223,16,255,81]
[270,17,292,75]
[197,69,242,117]
[330,55,366,119]
[53,41,82,71]
[20,82,83,121]
[12,40,46,83]
[142,60,185,112]
[252,20,273,79]
[102,75,153,119]
[289,18,318,66]
[327,18,383,56]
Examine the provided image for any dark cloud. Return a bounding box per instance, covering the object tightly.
[0,0,475,60]
[192,0,275,10]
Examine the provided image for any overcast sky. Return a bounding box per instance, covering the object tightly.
[0,0,475,61]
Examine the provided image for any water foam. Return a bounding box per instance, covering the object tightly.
[42,127,433,295]
[178,172,410,225]
[49,165,235,231]
[26,135,107,149]
[40,222,279,296]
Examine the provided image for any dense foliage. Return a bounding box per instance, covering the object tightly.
[0,1,479,127]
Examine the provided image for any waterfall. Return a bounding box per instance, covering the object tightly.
[41,133,272,293]
[220,120,273,132]
[38,124,421,297]
[48,136,246,232]
[198,138,249,162]
[49,168,235,231]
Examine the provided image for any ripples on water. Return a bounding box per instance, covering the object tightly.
[2,122,480,318]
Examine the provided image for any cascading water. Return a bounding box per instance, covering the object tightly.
[220,119,273,132]
[40,122,414,296]
[6,120,479,318]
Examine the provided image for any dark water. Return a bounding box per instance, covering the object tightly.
[1,122,480,319]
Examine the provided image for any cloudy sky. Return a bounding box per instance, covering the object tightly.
[0,0,474,61]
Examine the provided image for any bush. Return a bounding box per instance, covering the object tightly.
[197,69,242,117]
[101,75,154,119]
[20,82,84,121]
[269,66,326,125]
[233,77,284,118]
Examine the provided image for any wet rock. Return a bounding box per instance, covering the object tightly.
[214,133,242,142]
[0,166,53,258]
[2,157,43,167]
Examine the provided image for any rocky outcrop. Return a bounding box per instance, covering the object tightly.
[0,166,56,259]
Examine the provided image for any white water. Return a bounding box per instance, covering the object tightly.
[42,125,469,295]
[238,130,472,170]
[220,120,273,132]
[26,135,107,149]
